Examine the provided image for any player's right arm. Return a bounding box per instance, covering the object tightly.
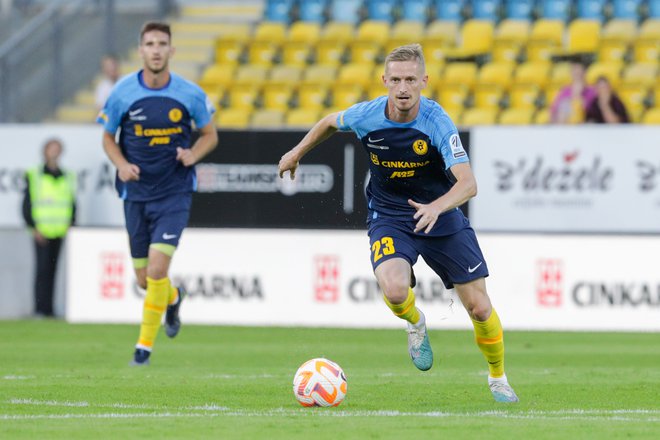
[102,131,140,182]
[278,112,340,180]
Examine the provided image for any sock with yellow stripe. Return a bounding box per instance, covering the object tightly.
[472,308,505,378]
[136,276,171,351]
[383,287,421,325]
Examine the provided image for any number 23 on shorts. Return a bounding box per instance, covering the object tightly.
[371,236,396,263]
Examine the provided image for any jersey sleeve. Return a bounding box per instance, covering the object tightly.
[336,101,369,132]
[433,114,469,169]
[190,89,215,128]
[96,89,124,134]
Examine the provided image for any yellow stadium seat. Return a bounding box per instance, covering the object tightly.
[215,38,244,66]
[337,63,374,88]
[251,109,285,128]
[303,65,338,86]
[442,62,478,90]
[425,61,444,89]
[586,62,623,88]
[457,20,495,55]
[269,65,304,85]
[493,20,531,64]
[617,84,648,121]
[639,19,660,39]
[598,40,629,63]
[436,83,469,108]
[509,84,541,109]
[477,63,515,89]
[474,85,504,109]
[386,37,423,54]
[550,62,572,85]
[297,84,329,109]
[426,20,459,46]
[261,85,295,110]
[234,65,269,86]
[530,19,565,46]
[349,41,382,64]
[421,38,451,64]
[391,20,425,40]
[633,39,660,64]
[199,64,236,90]
[515,62,551,89]
[289,22,321,44]
[316,40,347,66]
[534,108,550,124]
[321,22,356,45]
[499,108,534,125]
[602,19,637,43]
[567,20,601,54]
[286,108,322,127]
[442,105,463,124]
[216,108,251,128]
[526,40,557,63]
[642,108,660,124]
[368,84,387,100]
[253,21,287,44]
[622,63,658,87]
[544,82,565,108]
[226,84,261,109]
[247,41,279,67]
[460,108,498,126]
[331,84,364,108]
[356,20,391,45]
[281,41,312,67]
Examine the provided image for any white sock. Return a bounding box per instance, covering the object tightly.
[408,309,426,330]
[488,374,508,385]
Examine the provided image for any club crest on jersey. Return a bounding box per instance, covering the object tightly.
[169,108,183,123]
[412,139,428,156]
[449,134,466,159]
[370,152,380,165]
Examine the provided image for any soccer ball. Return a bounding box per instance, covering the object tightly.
[292,358,347,407]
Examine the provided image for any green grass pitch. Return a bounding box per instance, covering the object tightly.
[0,321,659,439]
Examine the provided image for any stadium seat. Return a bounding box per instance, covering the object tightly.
[550,62,573,84]
[436,83,469,108]
[474,84,505,108]
[215,38,245,66]
[433,0,465,21]
[264,0,294,22]
[454,19,495,55]
[234,65,269,86]
[330,0,363,24]
[286,108,322,127]
[368,83,387,100]
[642,108,660,124]
[226,84,261,109]
[337,63,374,88]
[612,0,641,19]
[387,20,426,52]
[499,108,534,124]
[422,39,451,64]
[316,40,348,66]
[633,20,660,63]
[299,0,327,22]
[460,107,498,125]
[534,108,551,124]
[622,63,658,87]
[576,0,607,21]
[251,109,285,128]
[357,20,391,45]
[617,83,649,121]
[515,62,552,89]
[289,21,322,44]
[297,84,330,108]
[639,19,660,39]
[442,62,478,89]
[509,83,541,108]
[493,19,531,63]
[443,105,464,123]
[253,22,288,44]
[247,41,279,66]
[477,62,515,89]
[281,41,313,66]
[505,0,534,20]
[350,41,383,64]
[472,0,501,21]
[598,39,629,63]
[303,65,338,86]
[401,0,431,21]
[602,19,638,42]
[269,65,304,85]
[586,62,623,87]
[540,0,572,21]
[216,108,251,128]
[527,19,565,62]
[199,64,236,91]
[426,19,460,46]
[321,21,357,44]
[331,84,365,107]
[366,0,396,21]
[567,19,601,54]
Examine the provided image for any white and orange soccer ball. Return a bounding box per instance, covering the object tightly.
[292,358,347,407]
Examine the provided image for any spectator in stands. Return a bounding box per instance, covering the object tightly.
[22,138,76,318]
[550,61,597,124]
[585,76,630,124]
[95,54,120,111]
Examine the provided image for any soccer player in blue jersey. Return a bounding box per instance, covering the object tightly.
[278,44,518,402]
[98,22,218,366]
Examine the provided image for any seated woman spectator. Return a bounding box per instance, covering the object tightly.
[585,76,630,124]
[550,61,597,124]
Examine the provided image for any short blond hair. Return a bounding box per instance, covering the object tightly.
[384,43,425,73]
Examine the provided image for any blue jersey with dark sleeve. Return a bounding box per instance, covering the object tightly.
[337,96,470,236]
[97,70,215,201]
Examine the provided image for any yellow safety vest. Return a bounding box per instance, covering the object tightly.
[27,167,75,239]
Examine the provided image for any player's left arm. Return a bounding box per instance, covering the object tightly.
[176,122,218,167]
[409,162,477,234]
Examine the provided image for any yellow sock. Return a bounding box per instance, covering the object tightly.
[136,276,170,350]
[168,284,179,306]
[472,308,505,378]
[383,287,420,325]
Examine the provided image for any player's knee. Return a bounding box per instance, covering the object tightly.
[146,265,168,280]
[467,302,492,321]
[379,277,410,304]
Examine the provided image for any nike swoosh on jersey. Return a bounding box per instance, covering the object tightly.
[162,233,177,240]
[129,108,143,116]
[368,137,384,142]
[468,262,483,273]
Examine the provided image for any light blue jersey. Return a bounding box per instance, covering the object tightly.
[97,70,215,201]
[337,96,469,235]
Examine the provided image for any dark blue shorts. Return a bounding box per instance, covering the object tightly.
[368,219,489,289]
[123,192,192,259]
